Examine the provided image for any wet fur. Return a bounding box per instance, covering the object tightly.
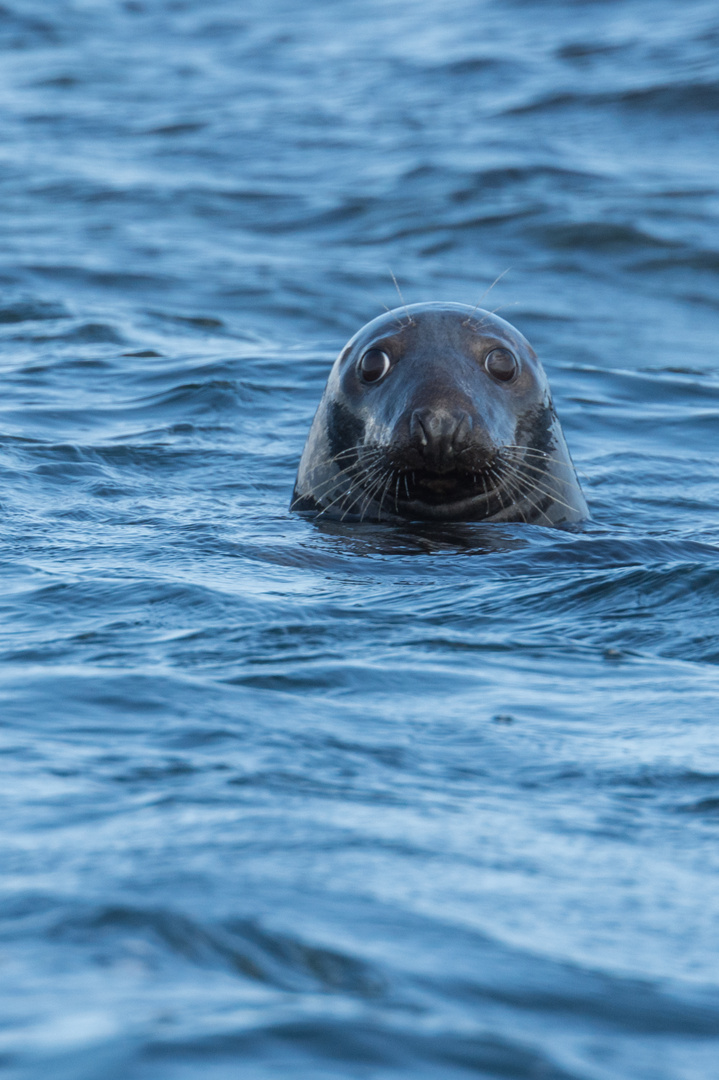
[292,303,587,527]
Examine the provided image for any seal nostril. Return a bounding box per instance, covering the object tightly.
[410,409,430,448]
[410,408,472,462]
[451,410,473,450]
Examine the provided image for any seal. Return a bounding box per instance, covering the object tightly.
[291,302,588,527]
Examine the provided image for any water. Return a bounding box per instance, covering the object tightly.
[2,1,719,1077]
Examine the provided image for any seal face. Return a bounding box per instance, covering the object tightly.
[291,302,588,526]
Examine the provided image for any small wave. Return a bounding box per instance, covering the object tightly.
[535,221,680,253]
[23,322,127,345]
[503,79,719,116]
[631,249,719,274]
[148,1020,581,1080]
[126,379,249,415]
[144,121,208,137]
[0,4,59,49]
[678,797,719,816]
[0,298,69,324]
[50,903,384,998]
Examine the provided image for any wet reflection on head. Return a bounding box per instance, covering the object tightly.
[292,303,588,529]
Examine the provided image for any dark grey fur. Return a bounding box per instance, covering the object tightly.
[291,303,587,526]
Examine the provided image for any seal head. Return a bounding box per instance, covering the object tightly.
[291,302,587,526]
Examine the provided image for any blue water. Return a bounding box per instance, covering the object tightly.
[2,1,719,1077]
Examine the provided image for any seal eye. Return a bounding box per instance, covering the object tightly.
[358,348,391,384]
[485,347,518,383]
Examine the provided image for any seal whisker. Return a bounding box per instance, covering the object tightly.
[499,448,583,485]
[300,466,354,500]
[500,445,556,459]
[509,465,582,516]
[499,472,529,524]
[488,464,507,515]
[492,460,532,523]
[300,463,362,506]
[500,445,578,470]
[320,480,365,519]
[311,479,355,516]
[298,447,385,499]
[389,270,414,327]
[313,459,385,517]
[376,300,408,332]
[463,268,511,327]
[470,302,518,335]
[525,491,555,526]
[301,449,387,504]
[512,474,578,513]
[500,453,568,484]
[335,461,388,522]
[504,467,554,524]
[359,466,392,519]
[526,487,557,526]
[323,445,384,468]
[377,468,399,522]
[493,466,527,519]
[291,467,359,512]
[368,469,391,523]
[354,467,393,523]
[326,464,384,518]
[504,455,580,502]
[504,457,578,499]
[489,302,520,318]
[474,470,503,503]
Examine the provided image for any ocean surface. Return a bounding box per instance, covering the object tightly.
[2,1,719,1077]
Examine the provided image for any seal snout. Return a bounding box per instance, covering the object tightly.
[409,407,473,470]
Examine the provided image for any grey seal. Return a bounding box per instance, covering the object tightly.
[291,302,587,527]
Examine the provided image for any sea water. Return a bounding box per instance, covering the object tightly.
[2,2,719,1077]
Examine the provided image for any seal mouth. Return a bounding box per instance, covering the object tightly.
[396,464,499,508]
